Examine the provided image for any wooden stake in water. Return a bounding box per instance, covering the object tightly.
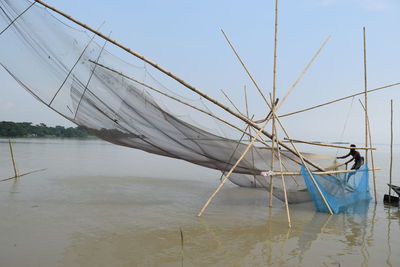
[8,139,19,178]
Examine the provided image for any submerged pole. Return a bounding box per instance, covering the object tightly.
[8,139,19,178]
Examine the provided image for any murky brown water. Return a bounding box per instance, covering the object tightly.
[0,139,399,266]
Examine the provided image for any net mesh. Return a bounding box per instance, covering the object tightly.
[301,165,371,213]
[0,0,340,204]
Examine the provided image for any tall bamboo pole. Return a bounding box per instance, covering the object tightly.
[197,118,271,217]
[389,99,393,200]
[359,100,377,203]
[363,27,369,164]
[8,139,18,178]
[269,0,279,208]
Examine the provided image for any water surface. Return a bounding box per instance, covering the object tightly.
[0,139,399,266]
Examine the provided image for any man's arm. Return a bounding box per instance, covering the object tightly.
[337,152,351,159]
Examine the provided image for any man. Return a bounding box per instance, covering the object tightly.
[337,144,364,182]
[337,144,364,170]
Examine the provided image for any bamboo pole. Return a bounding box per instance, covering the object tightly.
[269,0,279,208]
[221,89,245,116]
[363,27,369,164]
[0,2,36,36]
[269,111,276,207]
[389,99,393,200]
[221,29,270,107]
[265,168,380,176]
[197,119,271,217]
[244,86,257,186]
[0,168,46,183]
[274,120,291,227]
[279,82,400,118]
[34,0,326,171]
[277,36,330,110]
[272,113,334,214]
[359,100,377,203]
[8,139,18,178]
[284,138,375,150]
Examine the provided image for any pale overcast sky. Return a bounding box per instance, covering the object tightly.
[1,0,399,144]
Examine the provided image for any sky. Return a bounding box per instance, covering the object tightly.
[1,0,400,144]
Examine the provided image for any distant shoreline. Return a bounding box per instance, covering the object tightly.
[0,121,95,139]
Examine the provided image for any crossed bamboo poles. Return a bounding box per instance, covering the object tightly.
[0,139,46,183]
[1,0,388,226]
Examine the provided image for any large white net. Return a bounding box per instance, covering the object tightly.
[0,0,337,203]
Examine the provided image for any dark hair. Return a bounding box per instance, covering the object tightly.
[350,144,356,147]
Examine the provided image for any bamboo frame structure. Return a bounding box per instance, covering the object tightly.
[280,82,400,118]
[359,100,377,203]
[23,0,385,220]
[8,139,19,178]
[284,138,375,150]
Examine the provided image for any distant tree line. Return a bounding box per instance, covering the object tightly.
[0,121,93,138]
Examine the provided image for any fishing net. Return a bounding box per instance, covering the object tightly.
[0,0,338,203]
[301,165,371,213]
